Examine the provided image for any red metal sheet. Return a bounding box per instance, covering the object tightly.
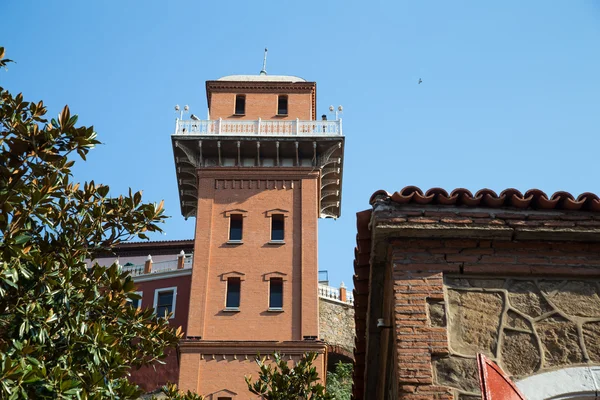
[477,354,527,400]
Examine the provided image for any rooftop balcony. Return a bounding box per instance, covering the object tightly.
[123,252,193,280]
[174,118,342,137]
[172,118,345,219]
[318,283,354,305]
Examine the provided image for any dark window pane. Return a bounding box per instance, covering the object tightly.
[157,290,174,317]
[271,214,284,241]
[277,96,288,115]
[226,277,241,308]
[229,214,243,241]
[270,278,283,308]
[130,298,141,309]
[235,95,245,115]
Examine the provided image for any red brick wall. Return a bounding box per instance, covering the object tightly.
[129,274,192,392]
[391,237,600,399]
[179,167,321,394]
[135,275,192,333]
[186,168,319,342]
[393,238,600,277]
[210,92,313,120]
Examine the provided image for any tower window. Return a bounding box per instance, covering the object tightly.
[226,277,241,309]
[269,278,283,309]
[234,95,246,115]
[277,95,288,115]
[271,214,284,242]
[229,214,243,242]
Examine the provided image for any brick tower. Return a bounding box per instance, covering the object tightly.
[172,70,345,398]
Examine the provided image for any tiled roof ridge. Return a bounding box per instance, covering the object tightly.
[351,209,373,400]
[370,186,600,212]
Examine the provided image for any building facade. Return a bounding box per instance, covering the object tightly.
[94,239,354,394]
[93,240,194,392]
[171,73,345,398]
[353,186,600,400]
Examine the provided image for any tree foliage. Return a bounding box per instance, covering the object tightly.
[326,362,352,400]
[0,48,13,70]
[0,47,189,399]
[245,352,333,400]
[153,384,204,400]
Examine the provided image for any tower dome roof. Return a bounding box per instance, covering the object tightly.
[217,74,306,83]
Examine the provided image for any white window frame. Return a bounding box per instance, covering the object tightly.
[153,286,177,319]
[127,290,143,309]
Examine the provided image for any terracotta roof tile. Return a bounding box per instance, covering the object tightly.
[370,186,600,212]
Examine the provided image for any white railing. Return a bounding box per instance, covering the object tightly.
[318,284,354,305]
[122,264,144,277]
[121,254,193,277]
[151,259,179,274]
[174,118,342,136]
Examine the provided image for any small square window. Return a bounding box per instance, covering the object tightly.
[226,277,241,309]
[277,95,288,115]
[271,214,284,241]
[229,214,243,241]
[269,278,283,309]
[235,95,246,115]
[155,288,176,318]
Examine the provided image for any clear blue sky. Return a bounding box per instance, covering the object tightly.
[2,1,600,288]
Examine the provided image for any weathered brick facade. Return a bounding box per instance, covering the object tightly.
[354,187,600,400]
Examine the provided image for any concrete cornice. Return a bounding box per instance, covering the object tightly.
[197,167,320,180]
[179,340,327,354]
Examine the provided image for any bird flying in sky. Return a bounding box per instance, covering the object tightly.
[418,78,422,84]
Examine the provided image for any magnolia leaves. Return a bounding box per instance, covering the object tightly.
[245,352,333,400]
[0,49,179,400]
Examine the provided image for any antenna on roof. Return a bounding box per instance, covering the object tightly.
[260,48,268,75]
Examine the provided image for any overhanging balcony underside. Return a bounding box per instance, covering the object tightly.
[172,122,344,220]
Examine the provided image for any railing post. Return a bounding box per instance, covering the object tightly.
[217,117,222,134]
[257,117,261,135]
[144,255,152,274]
[339,281,347,303]
[295,118,300,135]
[177,250,185,270]
[338,118,343,136]
[175,119,180,134]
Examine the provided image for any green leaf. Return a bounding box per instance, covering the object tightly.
[13,234,30,245]
[0,52,175,399]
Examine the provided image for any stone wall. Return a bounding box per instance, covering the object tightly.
[319,297,355,355]
[389,238,600,400]
[435,276,600,398]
